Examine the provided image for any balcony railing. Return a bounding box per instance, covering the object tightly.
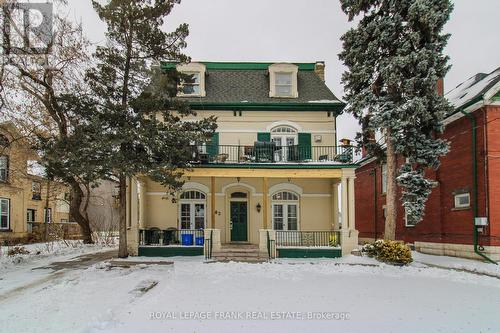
[139,229,205,246]
[189,144,354,164]
[275,230,341,248]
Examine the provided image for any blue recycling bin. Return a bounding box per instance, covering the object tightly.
[181,234,194,246]
[195,237,204,246]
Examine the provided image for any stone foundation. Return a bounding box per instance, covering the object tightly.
[414,241,500,261]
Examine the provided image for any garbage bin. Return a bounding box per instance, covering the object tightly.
[195,236,204,246]
[181,234,194,246]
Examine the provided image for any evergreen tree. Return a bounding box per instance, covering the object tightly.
[87,0,216,257]
[339,0,454,239]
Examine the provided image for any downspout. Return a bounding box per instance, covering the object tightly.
[459,109,497,264]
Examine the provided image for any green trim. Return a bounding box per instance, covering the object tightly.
[492,91,500,101]
[447,95,484,118]
[188,102,345,113]
[138,246,203,257]
[161,61,317,71]
[277,248,342,258]
[193,163,359,169]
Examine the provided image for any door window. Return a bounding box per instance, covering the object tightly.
[179,190,206,230]
[272,191,299,231]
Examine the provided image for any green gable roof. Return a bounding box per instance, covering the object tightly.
[161,61,345,113]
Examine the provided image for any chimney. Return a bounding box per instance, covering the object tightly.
[315,61,325,82]
[437,78,444,96]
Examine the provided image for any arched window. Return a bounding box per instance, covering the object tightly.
[180,190,206,200]
[271,126,297,134]
[179,190,206,229]
[230,192,247,199]
[271,191,299,231]
[271,126,298,162]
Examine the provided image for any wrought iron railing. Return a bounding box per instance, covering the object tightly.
[204,229,213,259]
[190,144,354,164]
[275,230,341,248]
[139,229,205,246]
[267,230,276,259]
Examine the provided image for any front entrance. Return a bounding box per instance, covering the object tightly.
[230,201,248,242]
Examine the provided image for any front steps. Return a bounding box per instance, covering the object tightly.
[211,244,268,263]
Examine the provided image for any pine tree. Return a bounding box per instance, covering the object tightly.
[339,0,454,239]
[87,0,216,258]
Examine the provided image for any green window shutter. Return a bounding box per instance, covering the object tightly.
[207,132,219,157]
[257,132,271,142]
[298,133,312,160]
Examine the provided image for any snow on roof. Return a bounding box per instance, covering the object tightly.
[445,67,500,109]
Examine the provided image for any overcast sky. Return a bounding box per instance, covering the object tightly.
[67,0,500,141]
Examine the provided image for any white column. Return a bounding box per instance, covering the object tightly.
[341,176,348,229]
[348,176,356,231]
[332,181,339,230]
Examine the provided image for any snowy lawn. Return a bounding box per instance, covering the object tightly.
[0,253,499,333]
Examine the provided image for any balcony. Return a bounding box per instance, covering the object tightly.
[190,143,354,165]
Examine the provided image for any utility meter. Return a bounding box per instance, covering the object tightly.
[475,217,488,226]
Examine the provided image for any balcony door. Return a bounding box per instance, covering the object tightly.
[271,126,297,162]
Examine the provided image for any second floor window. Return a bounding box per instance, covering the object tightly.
[275,73,293,97]
[181,72,200,95]
[0,156,8,182]
[381,164,387,194]
[32,181,42,200]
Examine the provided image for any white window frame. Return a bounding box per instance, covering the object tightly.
[271,126,298,162]
[179,72,201,96]
[176,62,206,97]
[178,191,206,230]
[404,207,417,227]
[454,193,470,209]
[274,72,293,97]
[43,207,52,224]
[268,63,298,98]
[0,198,10,230]
[271,191,300,231]
[381,163,387,194]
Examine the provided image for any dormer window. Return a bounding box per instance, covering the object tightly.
[268,63,298,98]
[177,62,206,97]
[181,72,200,95]
[275,73,293,97]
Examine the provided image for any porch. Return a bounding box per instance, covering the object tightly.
[128,166,358,259]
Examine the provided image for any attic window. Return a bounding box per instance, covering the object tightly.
[181,72,200,95]
[268,63,298,98]
[275,73,293,97]
[176,62,206,97]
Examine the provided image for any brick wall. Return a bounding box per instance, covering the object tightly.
[355,105,499,247]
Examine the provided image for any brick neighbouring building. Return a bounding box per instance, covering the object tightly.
[355,68,500,261]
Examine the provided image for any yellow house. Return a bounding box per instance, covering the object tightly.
[126,62,358,259]
[0,122,72,241]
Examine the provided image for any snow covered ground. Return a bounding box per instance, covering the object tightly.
[0,250,499,333]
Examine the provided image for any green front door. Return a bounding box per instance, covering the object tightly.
[230,202,248,241]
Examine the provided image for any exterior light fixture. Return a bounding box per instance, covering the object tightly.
[256,203,262,213]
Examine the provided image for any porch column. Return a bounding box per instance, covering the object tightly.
[211,176,216,229]
[332,181,339,230]
[262,177,269,229]
[348,175,356,230]
[341,176,349,228]
[137,179,146,229]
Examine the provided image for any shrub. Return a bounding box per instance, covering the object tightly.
[8,246,30,256]
[362,239,412,265]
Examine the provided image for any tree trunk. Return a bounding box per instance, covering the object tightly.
[69,180,94,244]
[384,129,398,240]
[118,174,128,258]
[44,180,51,241]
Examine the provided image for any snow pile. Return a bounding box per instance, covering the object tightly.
[0,240,115,271]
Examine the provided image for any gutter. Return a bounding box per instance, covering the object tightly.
[459,108,497,264]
